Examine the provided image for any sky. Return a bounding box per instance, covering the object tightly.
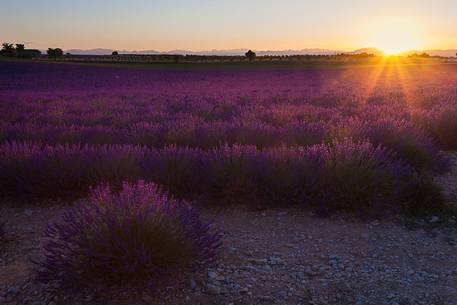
[1,0,456,53]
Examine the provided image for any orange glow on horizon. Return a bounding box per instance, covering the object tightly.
[364,17,426,55]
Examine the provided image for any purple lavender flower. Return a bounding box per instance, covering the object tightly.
[38,180,220,292]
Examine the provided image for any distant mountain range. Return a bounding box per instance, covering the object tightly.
[62,48,345,56]
[60,47,457,57]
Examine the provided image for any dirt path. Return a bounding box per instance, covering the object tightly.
[1,205,456,305]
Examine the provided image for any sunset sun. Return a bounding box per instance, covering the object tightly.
[376,34,422,55]
[366,19,424,55]
[375,33,423,55]
[380,42,417,56]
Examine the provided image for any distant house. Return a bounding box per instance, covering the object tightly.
[20,49,42,57]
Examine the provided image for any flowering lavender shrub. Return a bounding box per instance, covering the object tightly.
[315,140,413,216]
[0,142,146,200]
[340,119,449,173]
[38,181,220,291]
[414,106,457,150]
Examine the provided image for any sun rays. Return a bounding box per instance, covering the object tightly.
[356,56,419,107]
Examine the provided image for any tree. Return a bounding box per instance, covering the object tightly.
[1,43,15,56]
[55,48,63,57]
[15,44,25,52]
[15,44,26,58]
[112,51,119,56]
[245,50,256,61]
[47,48,63,59]
[1,43,14,51]
[47,48,56,58]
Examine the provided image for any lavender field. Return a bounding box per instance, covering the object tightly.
[2,60,457,304]
[1,61,457,214]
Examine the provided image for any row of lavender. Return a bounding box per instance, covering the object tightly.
[0,115,451,171]
[1,91,456,152]
[0,140,445,216]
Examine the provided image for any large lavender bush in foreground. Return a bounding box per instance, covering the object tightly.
[38,181,220,291]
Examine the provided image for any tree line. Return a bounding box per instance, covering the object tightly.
[1,42,67,59]
[1,43,30,57]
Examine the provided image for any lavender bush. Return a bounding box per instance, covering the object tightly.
[414,106,457,150]
[0,142,146,200]
[316,140,416,216]
[339,118,449,173]
[38,181,220,291]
